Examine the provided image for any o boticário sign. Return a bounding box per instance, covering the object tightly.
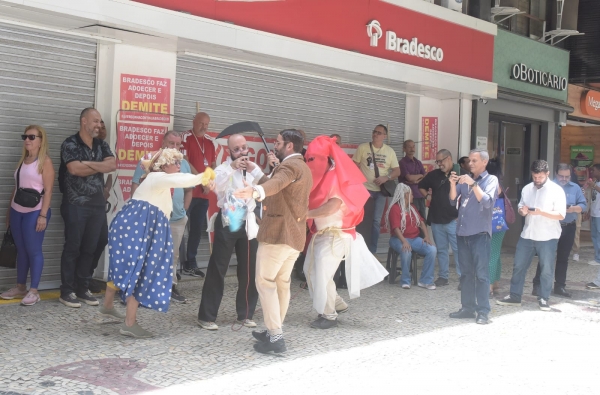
[510,63,567,91]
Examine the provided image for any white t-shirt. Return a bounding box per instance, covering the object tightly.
[518,180,567,241]
[590,182,600,218]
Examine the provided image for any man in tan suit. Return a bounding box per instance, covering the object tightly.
[235,129,312,354]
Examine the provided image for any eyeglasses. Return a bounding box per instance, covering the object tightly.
[372,130,386,136]
[435,156,449,165]
[231,145,249,155]
[171,160,182,166]
[21,134,41,141]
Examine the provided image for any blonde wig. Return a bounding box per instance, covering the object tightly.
[17,125,49,174]
[384,183,421,233]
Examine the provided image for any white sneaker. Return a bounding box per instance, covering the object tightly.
[197,320,218,330]
[401,284,411,289]
[237,319,257,328]
[418,282,436,290]
[588,260,600,266]
[573,254,580,262]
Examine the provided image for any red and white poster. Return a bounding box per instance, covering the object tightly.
[421,117,438,161]
[115,123,167,170]
[119,74,171,123]
[118,176,133,202]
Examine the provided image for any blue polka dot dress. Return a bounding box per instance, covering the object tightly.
[108,199,173,312]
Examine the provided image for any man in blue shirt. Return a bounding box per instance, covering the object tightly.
[531,163,586,298]
[131,130,192,303]
[448,149,498,325]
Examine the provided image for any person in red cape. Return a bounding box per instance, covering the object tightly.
[304,136,388,329]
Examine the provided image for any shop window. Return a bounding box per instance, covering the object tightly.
[497,0,548,39]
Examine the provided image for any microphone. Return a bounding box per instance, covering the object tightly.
[242,169,247,181]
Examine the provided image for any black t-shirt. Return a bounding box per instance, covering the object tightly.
[59,133,114,207]
[418,169,459,225]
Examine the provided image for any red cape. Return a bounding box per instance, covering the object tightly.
[305,136,370,236]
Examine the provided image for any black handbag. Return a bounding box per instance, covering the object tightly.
[369,143,397,197]
[14,163,44,208]
[0,227,17,269]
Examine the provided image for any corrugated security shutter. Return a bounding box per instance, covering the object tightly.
[0,23,97,289]
[175,55,405,262]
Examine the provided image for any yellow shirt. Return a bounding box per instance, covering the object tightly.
[353,142,399,192]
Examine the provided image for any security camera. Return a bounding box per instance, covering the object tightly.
[478,98,488,104]
[559,122,566,127]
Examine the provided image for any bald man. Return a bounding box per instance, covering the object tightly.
[181,112,216,276]
[197,134,263,330]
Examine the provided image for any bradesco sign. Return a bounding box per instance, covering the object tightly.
[368,20,444,63]
[511,63,567,91]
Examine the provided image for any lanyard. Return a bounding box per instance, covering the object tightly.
[192,133,209,166]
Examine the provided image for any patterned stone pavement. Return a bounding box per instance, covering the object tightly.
[1,247,600,395]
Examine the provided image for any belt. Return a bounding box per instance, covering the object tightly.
[560,221,576,227]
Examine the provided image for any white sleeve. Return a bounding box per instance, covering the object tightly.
[215,163,235,195]
[148,172,206,190]
[250,165,265,185]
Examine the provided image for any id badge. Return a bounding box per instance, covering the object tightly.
[369,163,374,171]
[204,158,209,166]
[461,197,470,208]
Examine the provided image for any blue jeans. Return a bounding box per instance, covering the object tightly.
[457,233,491,314]
[368,190,388,254]
[510,237,558,301]
[431,220,461,279]
[186,197,209,267]
[10,208,51,289]
[592,216,600,263]
[389,236,436,285]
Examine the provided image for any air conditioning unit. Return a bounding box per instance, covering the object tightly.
[441,0,462,12]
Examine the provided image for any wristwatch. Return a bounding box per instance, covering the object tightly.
[251,187,260,200]
[469,181,478,188]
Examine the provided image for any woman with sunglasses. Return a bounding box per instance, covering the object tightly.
[1,126,55,305]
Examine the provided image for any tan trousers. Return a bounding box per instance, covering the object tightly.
[573,213,582,253]
[170,216,188,285]
[256,243,300,335]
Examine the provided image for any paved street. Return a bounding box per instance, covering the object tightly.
[2,247,600,395]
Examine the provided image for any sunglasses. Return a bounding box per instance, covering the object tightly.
[231,145,249,155]
[21,134,41,141]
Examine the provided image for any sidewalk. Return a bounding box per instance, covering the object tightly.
[1,247,600,395]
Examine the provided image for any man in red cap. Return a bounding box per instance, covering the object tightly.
[304,136,388,329]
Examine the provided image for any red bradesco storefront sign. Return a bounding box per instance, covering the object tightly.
[120,74,171,123]
[137,0,494,81]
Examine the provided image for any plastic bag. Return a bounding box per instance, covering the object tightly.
[221,189,248,232]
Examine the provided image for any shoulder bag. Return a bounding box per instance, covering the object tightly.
[14,163,44,208]
[0,227,17,269]
[369,143,397,197]
[502,186,516,224]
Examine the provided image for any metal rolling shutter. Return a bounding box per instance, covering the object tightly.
[0,23,97,289]
[175,55,405,261]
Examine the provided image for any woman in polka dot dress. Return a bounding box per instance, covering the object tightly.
[101,149,215,338]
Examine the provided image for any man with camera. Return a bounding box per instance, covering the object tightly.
[497,160,566,311]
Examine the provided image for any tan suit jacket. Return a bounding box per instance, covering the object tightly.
[257,155,312,251]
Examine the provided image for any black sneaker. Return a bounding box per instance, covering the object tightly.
[253,337,287,354]
[76,290,100,306]
[183,268,205,277]
[171,286,187,303]
[496,295,522,306]
[176,272,181,282]
[434,277,449,287]
[88,280,103,294]
[538,298,551,311]
[59,292,81,308]
[310,316,338,329]
[586,282,600,290]
[252,330,269,343]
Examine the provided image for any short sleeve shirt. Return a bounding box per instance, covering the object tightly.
[353,142,399,192]
[591,182,600,218]
[133,159,191,222]
[418,169,458,225]
[399,156,426,198]
[60,133,114,206]
[181,131,216,198]
[389,203,423,239]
